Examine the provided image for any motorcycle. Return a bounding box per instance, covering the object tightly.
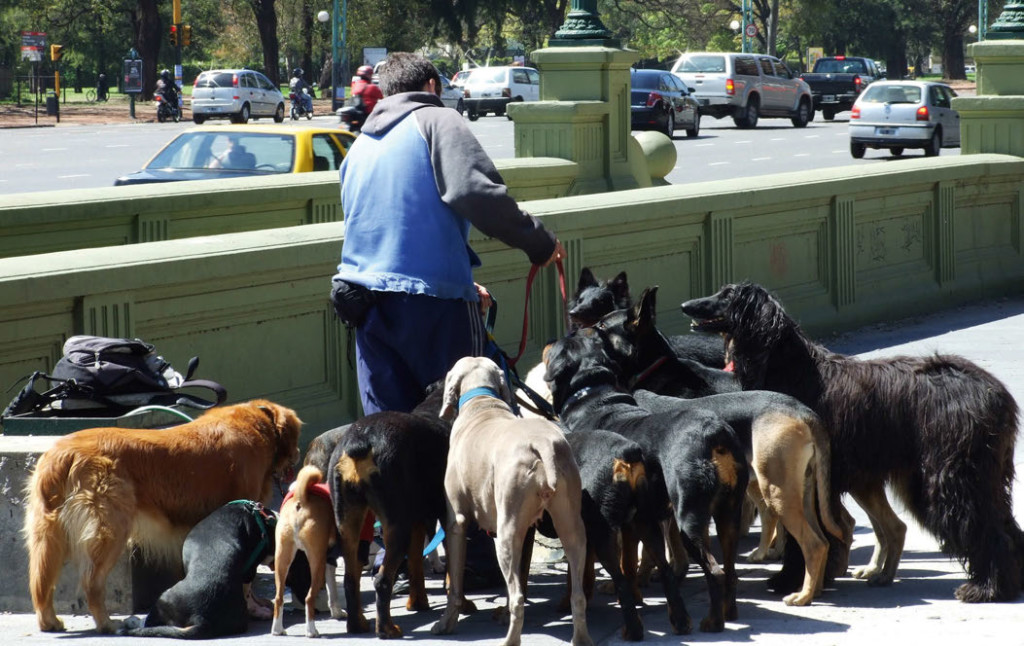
[290,88,313,120]
[155,94,181,123]
[338,96,367,133]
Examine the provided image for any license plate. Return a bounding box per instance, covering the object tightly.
[698,98,709,106]
[823,95,837,103]
[876,127,896,136]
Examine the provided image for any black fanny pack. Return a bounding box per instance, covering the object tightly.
[330,280,377,328]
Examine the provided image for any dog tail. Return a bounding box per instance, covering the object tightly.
[612,444,647,493]
[294,465,324,508]
[808,415,845,542]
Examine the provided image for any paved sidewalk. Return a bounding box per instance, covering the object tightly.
[4,294,1023,644]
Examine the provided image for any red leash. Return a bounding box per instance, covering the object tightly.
[508,259,569,367]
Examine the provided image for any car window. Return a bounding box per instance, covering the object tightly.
[931,86,951,108]
[862,84,922,104]
[311,135,344,171]
[659,75,674,92]
[195,72,234,88]
[240,73,255,89]
[631,73,659,90]
[512,69,530,85]
[734,56,759,76]
[679,55,726,73]
[466,68,507,85]
[526,69,540,85]
[147,132,219,170]
[772,60,792,79]
[256,73,276,92]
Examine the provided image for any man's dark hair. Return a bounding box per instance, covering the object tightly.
[377,52,441,97]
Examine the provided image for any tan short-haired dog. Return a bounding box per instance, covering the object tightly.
[271,465,344,638]
[430,357,593,646]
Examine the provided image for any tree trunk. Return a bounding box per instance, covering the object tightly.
[250,0,281,85]
[942,31,966,80]
[134,0,162,100]
[301,0,313,90]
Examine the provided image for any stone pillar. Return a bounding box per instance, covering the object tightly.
[952,40,1024,156]
[509,46,648,195]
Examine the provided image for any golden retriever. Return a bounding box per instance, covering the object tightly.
[23,399,302,634]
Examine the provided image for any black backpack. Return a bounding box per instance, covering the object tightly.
[2,335,227,418]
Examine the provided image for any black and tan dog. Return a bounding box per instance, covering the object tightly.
[595,286,849,605]
[327,384,450,638]
[682,281,1024,603]
[120,501,277,639]
[545,331,748,633]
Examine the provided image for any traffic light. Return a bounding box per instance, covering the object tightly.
[50,44,63,62]
[169,25,178,46]
[183,25,192,47]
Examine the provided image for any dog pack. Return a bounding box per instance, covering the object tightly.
[2,335,227,418]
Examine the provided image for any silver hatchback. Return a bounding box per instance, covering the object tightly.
[191,69,286,125]
[849,80,960,158]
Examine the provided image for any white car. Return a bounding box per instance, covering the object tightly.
[191,69,286,125]
[462,66,540,121]
[439,75,465,115]
[849,80,960,158]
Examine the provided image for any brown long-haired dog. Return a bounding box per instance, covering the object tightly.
[24,399,302,634]
[272,465,342,638]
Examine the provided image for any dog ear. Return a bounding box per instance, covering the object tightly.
[609,271,631,306]
[629,286,658,331]
[497,370,513,406]
[577,267,598,292]
[439,370,462,422]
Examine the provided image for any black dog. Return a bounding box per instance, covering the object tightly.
[328,385,451,638]
[569,267,725,369]
[120,501,277,639]
[596,286,849,605]
[546,330,748,632]
[681,281,1024,603]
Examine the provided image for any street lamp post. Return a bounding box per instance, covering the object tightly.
[740,0,752,54]
[329,0,348,112]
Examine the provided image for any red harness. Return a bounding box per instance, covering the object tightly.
[281,482,331,506]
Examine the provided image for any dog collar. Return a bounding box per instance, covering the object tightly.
[628,356,669,389]
[228,500,277,573]
[458,386,502,409]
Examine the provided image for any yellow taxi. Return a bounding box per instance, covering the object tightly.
[114,124,357,185]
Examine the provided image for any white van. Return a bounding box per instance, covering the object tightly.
[462,66,540,121]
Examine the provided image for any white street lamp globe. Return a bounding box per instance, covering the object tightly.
[317,10,330,23]
[968,24,977,34]
[730,19,740,31]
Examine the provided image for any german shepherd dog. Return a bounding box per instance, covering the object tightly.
[569,268,725,371]
[681,282,1024,603]
[595,286,850,605]
[546,330,748,632]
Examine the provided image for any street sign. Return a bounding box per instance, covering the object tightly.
[20,31,46,62]
[124,58,144,93]
[745,23,758,38]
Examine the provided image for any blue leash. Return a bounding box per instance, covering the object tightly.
[372,520,446,556]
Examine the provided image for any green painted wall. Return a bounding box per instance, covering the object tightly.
[2,154,1021,447]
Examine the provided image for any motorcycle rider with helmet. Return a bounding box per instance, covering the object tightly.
[156,69,179,110]
[350,64,383,115]
[289,68,314,115]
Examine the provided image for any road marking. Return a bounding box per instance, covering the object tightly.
[804,134,820,139]
[695,143,714,147]
[709,161,731,166]
[57,174,90,179]
[752,157,772,161]
[771,137,785,141]
[105,144,131,148]
[42,147,68,152]
[793,153,812,157]
[736,140,752,144]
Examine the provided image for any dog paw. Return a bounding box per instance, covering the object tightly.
[783,591,813,606]
[376,620,402,639]
[121,616,143,631]
[347,615,371,634]
[491,606,511,625]
[748,548,769,563]
[430,619,454,635]
[329,605,347,620]
[668,608,692,635]
[699,615,725,633]
[955,581,998,603]
[621,619,645,641]
[305,628,321,638]
[39,619,66,633]
[851,564,878,580]
[460,598,477,614]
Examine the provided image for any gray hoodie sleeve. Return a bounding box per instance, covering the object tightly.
[414,106,556,266]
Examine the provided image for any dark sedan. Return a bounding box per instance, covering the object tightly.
[630,69,700,139]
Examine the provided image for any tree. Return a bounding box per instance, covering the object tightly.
[247,0,280,83]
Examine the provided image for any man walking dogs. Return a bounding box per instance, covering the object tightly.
[332,52,564,416]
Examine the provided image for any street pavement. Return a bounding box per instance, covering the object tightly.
[3,294,1023,644]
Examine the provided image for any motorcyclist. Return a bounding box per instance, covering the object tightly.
[350,64,383,115]
[155,69,179,113]
[289,68,314,114]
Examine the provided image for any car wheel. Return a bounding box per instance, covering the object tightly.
[734,98,759,128]
[468,110,480,122]
[823,108,836,121]
[924,129,942,157]
[686,110,701,138]
[664,108,676,139]
[456,98,465,116]
[290,105,298,120]
[791,99,811,128]
[274,103,285,123]
[850,141,866,159]
[192,115,206,125]
[232,103,250,124]
[157,110,166,123]
[890,147,904,157]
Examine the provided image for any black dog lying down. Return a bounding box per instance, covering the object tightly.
[546,330,748,633]
[120,501,277,639]
[682,281,1024,603]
